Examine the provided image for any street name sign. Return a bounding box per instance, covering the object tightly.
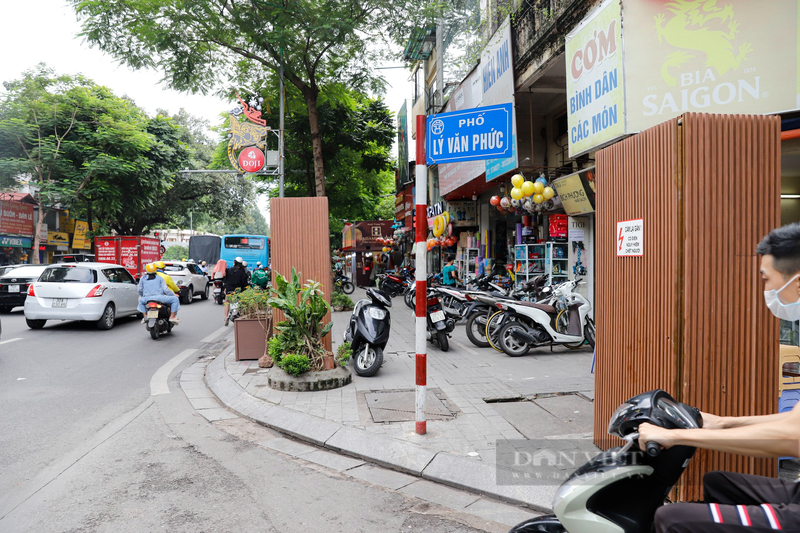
[426,103,513,165]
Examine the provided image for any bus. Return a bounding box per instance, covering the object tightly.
[220,234,269,269]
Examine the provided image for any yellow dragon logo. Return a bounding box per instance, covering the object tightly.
[654,0,753,87]
[226,115,268,172]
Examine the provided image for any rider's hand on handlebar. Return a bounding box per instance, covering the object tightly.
[637,422,676,451]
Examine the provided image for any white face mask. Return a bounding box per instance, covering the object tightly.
[764,274,800,321]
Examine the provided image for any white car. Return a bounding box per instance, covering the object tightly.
[161,261,210,304]
[24,262,141,330]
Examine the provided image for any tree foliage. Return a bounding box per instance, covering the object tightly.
[70,0,433,198]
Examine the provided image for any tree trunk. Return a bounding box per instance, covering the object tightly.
[302,87,326,197]
[32,201,45,265]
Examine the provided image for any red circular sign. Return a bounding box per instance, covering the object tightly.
[238,147,266,173]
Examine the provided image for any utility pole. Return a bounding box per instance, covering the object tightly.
[279,61,285,198]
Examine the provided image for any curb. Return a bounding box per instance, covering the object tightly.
[205,351,555,512]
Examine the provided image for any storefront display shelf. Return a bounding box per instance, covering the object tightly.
[514,243,545,288]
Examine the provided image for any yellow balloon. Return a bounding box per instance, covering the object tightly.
[382,247,390,252]
[532,181,545,194]
[442,211,450,225]
[433,215,446,237]
[543,186,555,200]
[521,181,535,197]
[533,193,545,204]
[510,187,524,200]
[511,174,525,188]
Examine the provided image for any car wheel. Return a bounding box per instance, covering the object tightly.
[26,318,46,329]
[97,304,115,330]
[201,283,210,300]
[180,288,190,305]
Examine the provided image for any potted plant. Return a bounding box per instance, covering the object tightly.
[227,287,273,361]
[267,268,334,373]
[331,292,355,312]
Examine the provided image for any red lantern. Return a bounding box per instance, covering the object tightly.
[490,195,501,206]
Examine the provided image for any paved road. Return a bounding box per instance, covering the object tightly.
[0,298,515,532]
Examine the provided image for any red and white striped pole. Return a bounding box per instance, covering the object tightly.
[414,114,428,435]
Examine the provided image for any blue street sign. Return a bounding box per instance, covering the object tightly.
[426,103,513,165]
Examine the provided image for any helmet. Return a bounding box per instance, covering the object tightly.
[256,261,262,267]
[234,256,243,264]
[242,261,248,267]
[156,261,165,270]
[145,263,157,274]
[201,261,207,266]
[188,258,194,263]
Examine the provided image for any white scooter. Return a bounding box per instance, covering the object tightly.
[495,278,594,356]
[509,389,702,533]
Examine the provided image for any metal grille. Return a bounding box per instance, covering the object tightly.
[595,113,781,500]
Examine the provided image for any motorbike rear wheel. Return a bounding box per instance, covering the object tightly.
[436,330,450,351]
[150,325,160,340]
[584,319,596,349]
[498,322,531,357]
[342,281,354,294]
[404,287,415,309]
[354,344,383,377]
[465,312,490,348]
[485,310,509,352]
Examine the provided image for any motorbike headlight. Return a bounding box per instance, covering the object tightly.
[551,475,589,509]
[367,306,387,320]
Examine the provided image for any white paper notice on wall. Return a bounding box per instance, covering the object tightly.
[616,219,643,257]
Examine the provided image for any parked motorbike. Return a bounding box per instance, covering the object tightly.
[344,288,391,377]
[379,267,414,298]
[213,278,225,304]
[509,389,702,533]
[426,288,455,351]
[144,300,174,340]
[495,278,595,356]
[334,271,355,294]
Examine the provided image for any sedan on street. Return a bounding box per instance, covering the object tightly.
[24,263,141,330]
[0,265,49,313]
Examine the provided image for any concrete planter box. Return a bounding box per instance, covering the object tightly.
[234,317,272,361]
[267,366,352,392]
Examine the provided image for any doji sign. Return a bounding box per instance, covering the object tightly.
[238,147,266,173]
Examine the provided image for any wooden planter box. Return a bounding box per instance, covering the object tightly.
[234,317,273,361]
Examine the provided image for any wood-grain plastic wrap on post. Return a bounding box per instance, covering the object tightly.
[270,197,333,352]
[595,113,780,501]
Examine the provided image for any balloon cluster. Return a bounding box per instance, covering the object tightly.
[427,235,457,251]
[490,174,556,215]
[426,211,458,251]
[377,236,396,253]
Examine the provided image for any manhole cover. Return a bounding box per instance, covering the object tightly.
[365,389,457,423]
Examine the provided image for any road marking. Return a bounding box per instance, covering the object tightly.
[200,326,229,344]
[0,338,22,346]
[150,349,198,396]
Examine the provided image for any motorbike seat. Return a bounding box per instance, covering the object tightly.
[514,301,557,314]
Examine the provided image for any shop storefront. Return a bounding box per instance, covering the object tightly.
[341,220,395,287]
[0,194,35,266]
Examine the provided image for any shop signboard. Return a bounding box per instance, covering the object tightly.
[38,223,48,245]
[565,0,625,158]
[624,0,798,134]
[72,220,91,249]
[342,223,356,250]
[439,69,486,196]
[237,146,265,173]
[0,236,32,248]
[481,17,518,181]
[447,201,478,227]
[397,102,410,187]
[58,210,70,230]
[395,192,405,217]
[553,168,597,215]
[0,200,34,236]
[47,231,70,246]
[616,219,643,257]
[426,103,513,165]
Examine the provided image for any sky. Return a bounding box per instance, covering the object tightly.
[0,0,413,225]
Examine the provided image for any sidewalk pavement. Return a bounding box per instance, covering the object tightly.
[203,288,598,513]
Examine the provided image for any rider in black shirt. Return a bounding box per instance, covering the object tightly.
[224,257,249,325]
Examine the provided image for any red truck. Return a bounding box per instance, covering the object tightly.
[95,236,162,278]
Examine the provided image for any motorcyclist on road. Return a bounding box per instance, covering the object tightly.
[138,263,180,325]
[641,222,800,533]
[242,261,252,285]
[224,257,249,325]
[199,261,208,275]
[251,262,269,289]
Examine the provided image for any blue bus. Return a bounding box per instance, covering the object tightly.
[220,234,269,268]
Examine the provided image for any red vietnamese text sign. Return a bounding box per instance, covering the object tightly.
[0,201,34,236]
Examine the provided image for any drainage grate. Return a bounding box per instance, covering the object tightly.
[365,388,458,423]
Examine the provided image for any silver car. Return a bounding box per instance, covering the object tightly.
[24,262,141,330]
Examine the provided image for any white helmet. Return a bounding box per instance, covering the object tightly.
[234,256,244,264]
[242,261,248,267]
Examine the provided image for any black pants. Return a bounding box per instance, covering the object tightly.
[656,471,800,531]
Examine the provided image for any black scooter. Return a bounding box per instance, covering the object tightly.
[426,288,455,352]
[510,389,702,533]
[144,300,174,340]
[344,288,391,377]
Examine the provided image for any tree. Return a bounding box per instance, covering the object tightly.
[0,64,154,261]
[163,244,188,260]
[70,0,429,198]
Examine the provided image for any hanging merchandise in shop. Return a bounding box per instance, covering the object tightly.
[566,0,800,157]
[490,174,555,216]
